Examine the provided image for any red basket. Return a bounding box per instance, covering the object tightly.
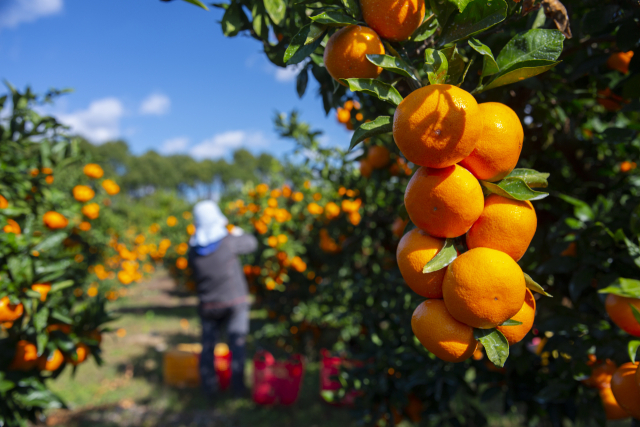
[319,349,358,406]
[252,351,304,405]
[214,350,232,391]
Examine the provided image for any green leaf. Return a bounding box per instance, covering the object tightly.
[424,49,448,85]
[51,310,73,325]
[310,11,359,26]
[0,377,15,393]
[531,7,546,29]
[629,340,640,363]
[468,38,499,77]
[500,319,523,326]
[33,232,67,252]
[321,390,337,403]
[438,0,507,46]
[525,273,552,297]
[181,0,208,10]
[50,280,74,293]
[340,0,360,17]
[411,15,438,42]
[631,305,640,326]
[478,60,560,92]
[423,238,457,273]
[481,177,549,201]
[599,278,640,298]
[440,45,466,85]
[33,307,49,332]
[349,116,393,151]
[558,194,594,222]
[264,0,286,25]
[251,4,269,40]
[366,54,419,82]
[36,333,48,357]
[474,328,509,368]
[221,3,247,37]
[296,67,309,98]
[506,169,549,188]
[496,29,564,71]
[284,24,327,65]
[340,79,403,106]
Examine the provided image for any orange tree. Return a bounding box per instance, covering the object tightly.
[164,0,640,423]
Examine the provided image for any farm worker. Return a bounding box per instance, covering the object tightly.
[188,200,257,397]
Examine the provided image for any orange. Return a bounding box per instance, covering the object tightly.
[0,195,8,208]
[396,228,446,298]
[83,163,104,179]
[605,293,640,337]
[404,165,484,238]
[336,107,351,124]
[47,323,72,334]
[621,161,637,172]
[43,211,68,229]
[82,203,100,220]
[0,296,24,322]
[360,158,373,178]
[31,283,52,302]
[411,299,477,362]
[88,330,103,344]
[367,145,390,169]
[176,257,188,270]
[611,362,640,419]
[607,51,634,74]
[323,25,384,85]
[597,88,628,112]
[466,194,537,261]
[459,102,523,182]
[3,219,21,234]
[393,84,481,168]
[583,355,617,389]
[102,179,120,195]
[391,217,408,238]
[599,386,630,420]
[9,340,38,371]
[442,247,526,329]
[38,349,65,371]
[361,0,425,42]
[66,343,89,366]
[496,288,536,345]
[73,185,95,202]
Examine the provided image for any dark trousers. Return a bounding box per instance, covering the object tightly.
[199,303,249,396]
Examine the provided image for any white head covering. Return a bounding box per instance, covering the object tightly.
[189,200,229,247]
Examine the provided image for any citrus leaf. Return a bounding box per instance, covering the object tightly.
[480,177,549,201]
[496,29,565,71]
[558,194,594,222]
[221,2,248,37]
[51,310,73,325]
[478,60,560,93]
[284,24,327,64]
[264,0,286,25]
[438,0,507,46]
[440,45,465,85]
[468,38,499,77]
[340,79,403,106]
[525,273,552,297]
[500,319,524,326]
[631,305,640,326]
[424,49,448,85]
[423,238,457,273]
[181,0,208,10]
[366,54,419,82]
[50,280,74,293]
[310,11,359,26]
[629,340,640,363]
[411,14,438,42]
[340,0,360,17]
[349,116,392,151]
[506,169,549,188]
[474,328,509,368]
[33,232,67,252]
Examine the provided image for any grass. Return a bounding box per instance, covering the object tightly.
[44,274,356,427]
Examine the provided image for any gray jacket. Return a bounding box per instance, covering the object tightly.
[188,234,258,309]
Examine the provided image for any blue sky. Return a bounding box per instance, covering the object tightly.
[0,0,350,159]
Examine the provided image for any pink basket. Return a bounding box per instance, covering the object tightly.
[319,349,358,406]
[252,351,304,405]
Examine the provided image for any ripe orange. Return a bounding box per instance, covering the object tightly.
[396,228,446,298]
[411,299,477,362]
[82,203,100,220]
[102,179,120,195]
[599,386,630,420]
[336,107,351,124]
[607,51,634,74]
[3,219,21,234]
[360,158,373,178]
[83,163,104,179]
[391,217,408,238]
[393,84,481,168]
[31,283,52,302]
[597,88,627,112]
[466,194,537,261]
[38,349,65,371]
[404,165,484,238]
[496,289,536,345]
[43,211,68,230]
[0,296,24,322]
[605,293,640,337]
[73,185,95,202]
[621,161,637,172]
[66,343,89,366]
[9,340,38,371]
[611,362,640,419]
[583,355,617,389]
[323,25,384,85]
[442,247,526,329]
[0,195,8,208]
[367,145,390,169]
[361,0,425,42]
[459,102,523,182]
[176,257,188,270]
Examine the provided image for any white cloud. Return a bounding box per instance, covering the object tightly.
[57,98,124,144]
[160,136,190,154]
[274,64,303,82]
[0,0,62,30]
[189,131,267,159]
[139,93,170,116]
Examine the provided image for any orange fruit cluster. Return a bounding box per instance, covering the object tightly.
[392,85,538,362]
[336,99,363,131]
[9,339,93,372]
